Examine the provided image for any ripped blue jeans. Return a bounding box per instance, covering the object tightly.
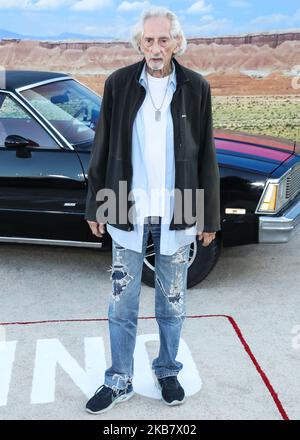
[104,216,191,392]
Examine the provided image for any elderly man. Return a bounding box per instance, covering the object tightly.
[85,7,220,414]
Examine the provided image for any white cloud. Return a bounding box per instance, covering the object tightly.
[229,0,250,8]
[250,8,300,27]
[185,15,231,36]
[71,0,111,10]
[0,0,114,11]
[251,13,289,26]
[81,20,131,38]
[0,0,76,9]
[117,1,149,12]
[199,14,214,22]
[187,0,212,15]
[0,0,31,8]
[34,0,74,9]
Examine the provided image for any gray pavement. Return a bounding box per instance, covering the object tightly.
[0,230,299,420]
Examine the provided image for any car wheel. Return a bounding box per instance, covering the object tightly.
[142,233,222,288]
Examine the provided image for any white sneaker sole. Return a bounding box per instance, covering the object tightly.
[85,390,135,415]
[155,379,186,406]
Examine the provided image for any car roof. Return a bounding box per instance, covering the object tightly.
[1,70,70,92]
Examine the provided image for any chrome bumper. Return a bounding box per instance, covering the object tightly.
[259,193,300,243]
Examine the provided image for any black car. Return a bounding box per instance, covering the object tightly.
[0,70,300,287]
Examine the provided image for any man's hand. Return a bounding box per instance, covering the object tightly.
[87,221,106,238]
[197,231,216,247]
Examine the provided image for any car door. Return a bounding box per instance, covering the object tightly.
[0,91,87,242]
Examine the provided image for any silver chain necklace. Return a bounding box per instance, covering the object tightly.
[145,69,171,122]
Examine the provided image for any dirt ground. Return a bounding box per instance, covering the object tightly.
[74,72,299,97]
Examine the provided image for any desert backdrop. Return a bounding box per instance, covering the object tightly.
[1,31,300,140]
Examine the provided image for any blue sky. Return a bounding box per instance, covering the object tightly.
[0,0,300,39]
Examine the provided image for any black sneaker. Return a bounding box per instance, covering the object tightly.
[156,376,185,406]
[85,383,134,414]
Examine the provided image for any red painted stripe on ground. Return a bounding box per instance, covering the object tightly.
[225,315,289,421]
[0,314,289,420]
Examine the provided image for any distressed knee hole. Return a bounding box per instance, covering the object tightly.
[156,276,184,306]
[110,265,133,300]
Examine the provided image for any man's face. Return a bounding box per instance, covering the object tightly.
[140,16,180,72]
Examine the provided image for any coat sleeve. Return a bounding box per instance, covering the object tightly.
[84,78,112,222]
[198,82,221,232]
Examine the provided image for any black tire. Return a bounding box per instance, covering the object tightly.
[142,233,222,288]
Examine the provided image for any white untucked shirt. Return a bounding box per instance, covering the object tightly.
[141,72,171,218]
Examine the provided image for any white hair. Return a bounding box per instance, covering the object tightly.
[130,6,187,57]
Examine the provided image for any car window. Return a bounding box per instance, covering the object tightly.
[21,79,101,149]
[0,92,60,149]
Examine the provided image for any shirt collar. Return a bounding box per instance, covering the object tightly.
[139,59,176,89]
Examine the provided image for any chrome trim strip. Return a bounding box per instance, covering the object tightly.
[0,236,103,248]
[15,76,70,93]
[0,90,67,150]
[225,208,246,214]
[73,78,101,98]
[258,192,300,243]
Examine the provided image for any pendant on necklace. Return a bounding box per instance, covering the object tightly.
[155,110,161,121]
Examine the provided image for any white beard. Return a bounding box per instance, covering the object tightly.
[149,59,164,71]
